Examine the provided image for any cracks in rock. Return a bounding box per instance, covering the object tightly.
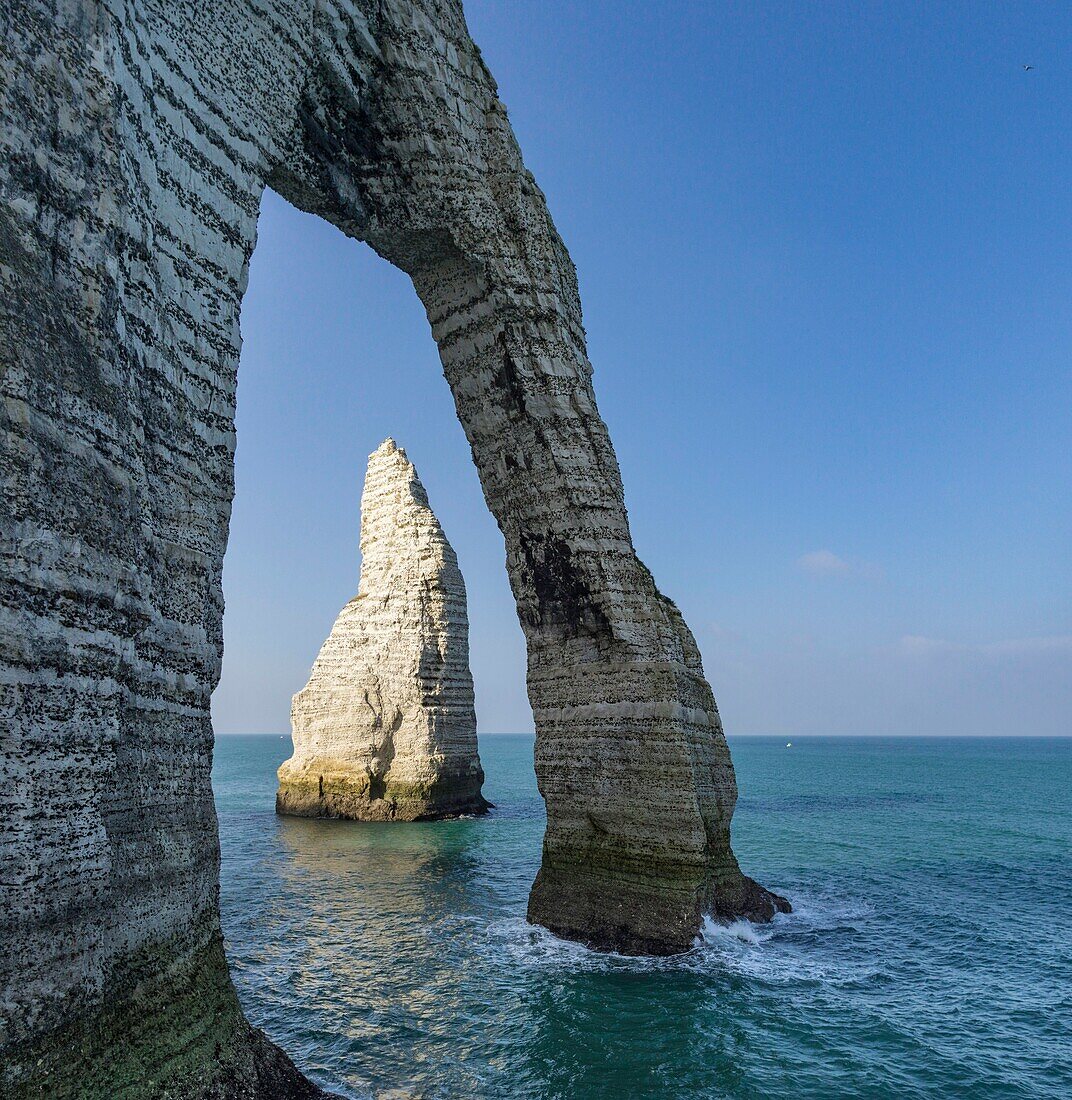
[368,708,401,803]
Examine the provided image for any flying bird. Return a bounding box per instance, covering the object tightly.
[1023,64,1034,71]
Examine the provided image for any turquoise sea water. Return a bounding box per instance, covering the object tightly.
[214,735,1071,1099]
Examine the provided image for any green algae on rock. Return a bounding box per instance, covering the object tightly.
[1,927,334,1099]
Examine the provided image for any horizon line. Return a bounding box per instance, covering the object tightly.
[215,730,1072,739]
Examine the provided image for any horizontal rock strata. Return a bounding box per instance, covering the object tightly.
[2,0,785,1093]
[277,439,488,821]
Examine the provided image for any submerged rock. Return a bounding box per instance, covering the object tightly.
[277,440,489,821]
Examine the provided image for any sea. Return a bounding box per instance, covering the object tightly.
[213,735,1071,1099]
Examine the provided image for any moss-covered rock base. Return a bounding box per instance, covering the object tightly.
[1,932,335,1100]
[276,770,491,822]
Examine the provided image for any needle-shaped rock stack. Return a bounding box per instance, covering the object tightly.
[277,440,489,821]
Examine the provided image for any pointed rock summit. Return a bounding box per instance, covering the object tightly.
[277,439,489,821]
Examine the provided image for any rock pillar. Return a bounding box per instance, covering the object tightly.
[277,439,488,821]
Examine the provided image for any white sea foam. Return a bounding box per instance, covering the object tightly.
[696,917,771,947]
[485,890,880,988]
[689,891,881,985]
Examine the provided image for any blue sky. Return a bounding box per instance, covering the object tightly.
[213,1,1071,736]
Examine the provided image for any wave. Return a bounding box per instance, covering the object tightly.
[484,888,879,987]
[697,918,772,947]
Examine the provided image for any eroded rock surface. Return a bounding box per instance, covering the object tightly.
[1,0,784,1093]
[277,439,488,821]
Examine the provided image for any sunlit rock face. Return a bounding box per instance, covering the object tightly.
[1,0,784,1094]
[278,440,488,821]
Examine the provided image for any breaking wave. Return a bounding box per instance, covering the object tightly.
[484,889,878,986]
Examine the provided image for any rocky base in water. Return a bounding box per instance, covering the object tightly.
[531,845,791,956]
[1,932,337,1100]
[276,771,490,822]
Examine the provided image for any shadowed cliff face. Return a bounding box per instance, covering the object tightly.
[0,0,785,1094]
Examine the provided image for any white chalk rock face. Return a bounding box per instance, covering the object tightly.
[277,440,488,821]
[3,2,788,1089]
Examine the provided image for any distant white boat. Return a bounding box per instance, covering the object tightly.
[786,742,792,748]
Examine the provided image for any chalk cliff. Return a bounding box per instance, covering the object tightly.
[1,1,785,1094]
[277,440,488,821]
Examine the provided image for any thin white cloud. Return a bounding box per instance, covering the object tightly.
[898,634,1072,659]
[797,549,884,581]
[797,549,851,575]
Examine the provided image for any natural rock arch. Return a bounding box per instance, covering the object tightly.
[0,1,785,1095]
